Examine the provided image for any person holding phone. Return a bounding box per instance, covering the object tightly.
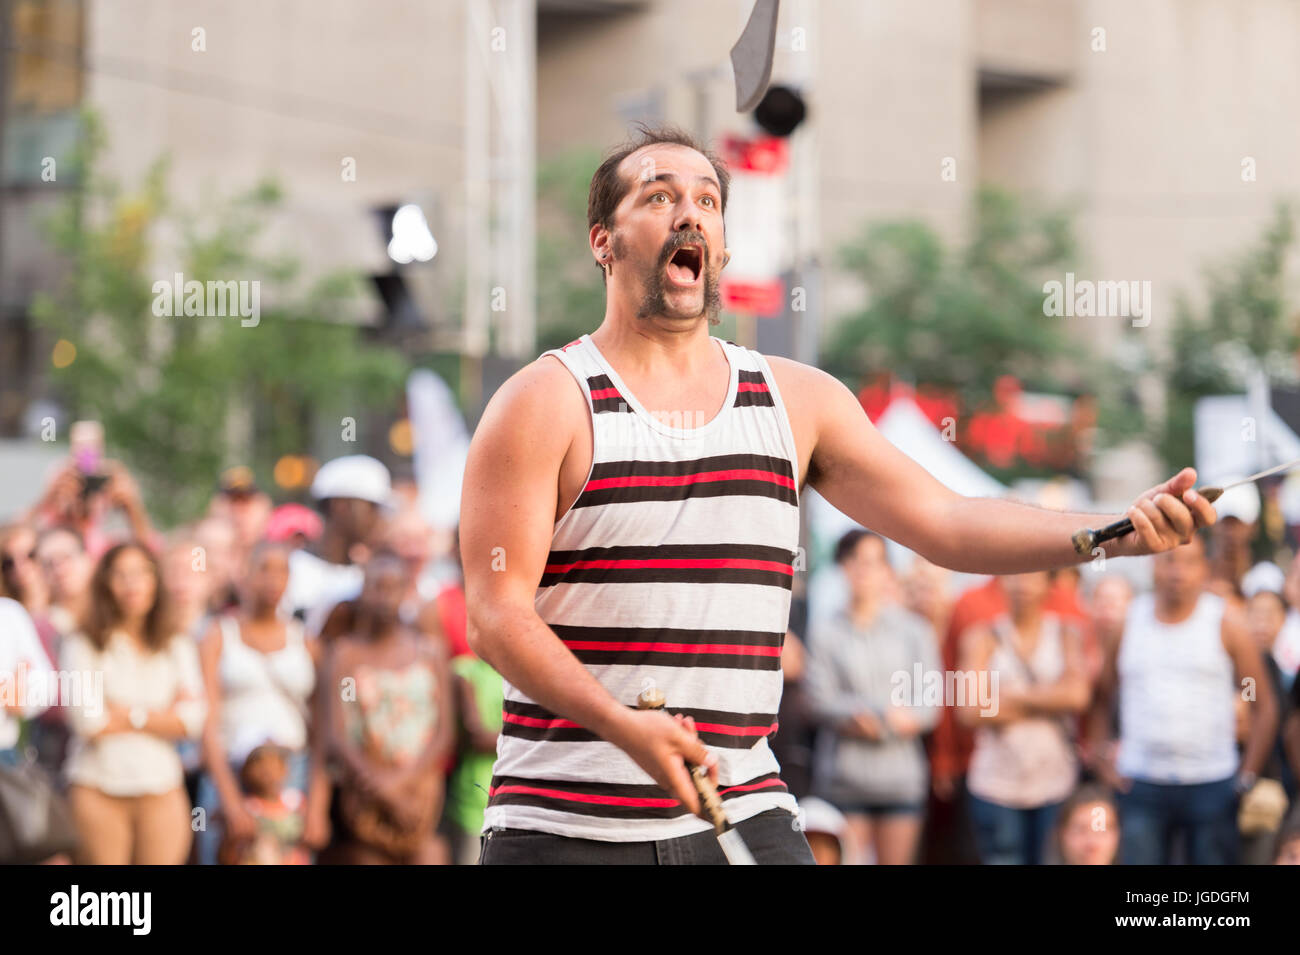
[28,422,157,560]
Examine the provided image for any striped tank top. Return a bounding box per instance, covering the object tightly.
[483,333,803,841]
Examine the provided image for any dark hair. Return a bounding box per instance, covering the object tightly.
[0,523,36,601]
[834,529,882,566]
[1054,783,1120,864]
[85,541,175,652]
[239,743,287,792]
[586,123,731,279]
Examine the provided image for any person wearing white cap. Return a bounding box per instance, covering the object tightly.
[280,455,392,636]
[1206,480,1260,611]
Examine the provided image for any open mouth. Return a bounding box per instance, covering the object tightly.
[665,244,702,286]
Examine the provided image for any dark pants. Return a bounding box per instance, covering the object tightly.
[1118,776,1239,865]
[479,808,816,865]
[967,792,1063,865]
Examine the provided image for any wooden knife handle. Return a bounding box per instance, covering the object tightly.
[637,688,727,834]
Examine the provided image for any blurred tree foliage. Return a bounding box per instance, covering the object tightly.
[1158,204,1299,472]
[827,189,1079,404]
[536,149,606,351]
[31,112,408,525]
[826,188,1146,480]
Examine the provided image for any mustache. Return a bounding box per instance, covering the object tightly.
[658,232,710,266]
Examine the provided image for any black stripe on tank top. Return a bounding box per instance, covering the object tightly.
[500,699,779,749]
[539,542,795,590]
[549,623,785,671]
[586,374,630,414]
[573,452,797,508]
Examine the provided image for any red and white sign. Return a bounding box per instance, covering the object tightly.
[718,134,789,317]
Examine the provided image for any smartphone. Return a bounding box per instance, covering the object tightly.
[69,420,107,499]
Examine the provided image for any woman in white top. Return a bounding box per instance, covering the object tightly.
[61,542,206,865]
[958,570,1090,864]
[197,540,318,864]
[0,595,53,764]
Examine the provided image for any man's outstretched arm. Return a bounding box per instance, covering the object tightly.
[770,358,1216,574]
[459,358,714,815]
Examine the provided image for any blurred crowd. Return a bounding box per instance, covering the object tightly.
[2,437,1299,865]
[1,443,492,865]
[783,525,1300,865]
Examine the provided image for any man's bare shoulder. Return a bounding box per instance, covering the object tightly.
[476,353,587,442]
[761,354,840,390]
[760,354,858,425]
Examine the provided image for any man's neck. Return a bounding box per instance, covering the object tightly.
[1154,591,1201,623]
[316,531,353,566]
[590,315,716,371]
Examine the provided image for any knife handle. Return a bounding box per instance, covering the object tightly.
[1071,516,1134,556]
[637,688,728,834]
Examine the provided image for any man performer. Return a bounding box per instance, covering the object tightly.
[459,125,1216,864]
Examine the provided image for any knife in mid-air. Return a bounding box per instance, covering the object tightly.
[730,0,781,112]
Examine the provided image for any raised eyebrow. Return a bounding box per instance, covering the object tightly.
[640,172,721,194]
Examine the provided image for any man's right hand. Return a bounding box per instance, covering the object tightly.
[606,708,717,819]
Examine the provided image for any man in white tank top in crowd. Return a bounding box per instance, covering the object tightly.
[1090,532,1278,864]
[460,125,1220,864]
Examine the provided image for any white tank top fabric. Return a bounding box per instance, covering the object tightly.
[483,334,802,841]
[1116,592,1238,784]
[967,613,1078,808]
[217,616,315,764]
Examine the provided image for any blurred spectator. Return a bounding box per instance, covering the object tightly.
[35,526,92,640]
[207,466,272,572]
[1054,783,1120,865]
[435,525,472,660]
[194,517,239,616]
[264,503,323,549]
[1091,533,1277,865]
[1275,556,1300,684]
[923,575,1004,864]
[1206,482,1260,612]
[805,530,941,865]
[197,540,317,865]
[216,742,310,866]
[0,595,54,765]
[1289,661,1300,802]
[2,524,49,618]
[386,508,438,614]
[27,526,93,773]
[1084,574,1133,685]
[283,455,391,637]
[162,534,215,640]
[28,450,156,561]
[61,543,206,864]
[1274,808,1300,864]
[901,555,951,646]
[798,796,848,865]
[1242,564,1294,779]
[445,650,504,864]
[307,551,453,864]
[959,571,1089,865]
[1237,562,1296,862]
